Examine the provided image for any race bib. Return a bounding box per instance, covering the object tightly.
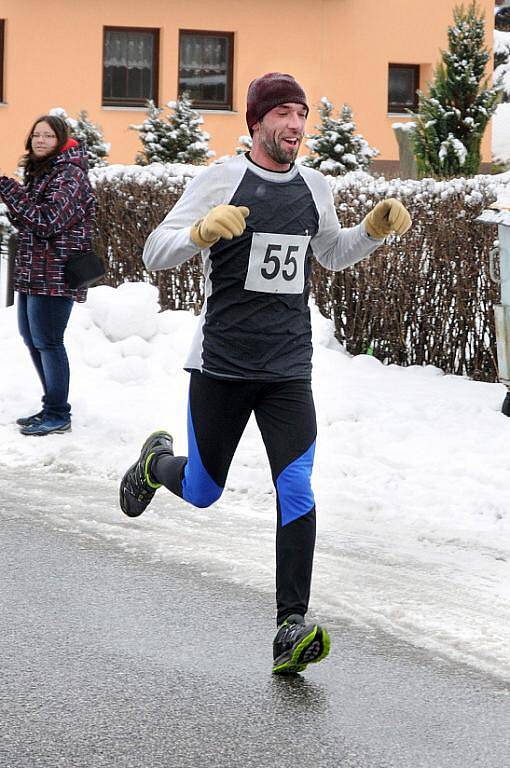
[244,233,310,294]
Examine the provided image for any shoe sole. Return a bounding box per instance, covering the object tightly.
[272,625,331,675]
[21,423,71,436]
[119,459,146,517]
[119,430,173,518]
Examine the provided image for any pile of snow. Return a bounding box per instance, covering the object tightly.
[493,103,510,165]
[492,29,510,165]
[1,282,510,681]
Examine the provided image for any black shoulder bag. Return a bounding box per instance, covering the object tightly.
[64,248,105,289]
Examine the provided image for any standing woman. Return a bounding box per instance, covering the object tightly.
[0,114,96,436]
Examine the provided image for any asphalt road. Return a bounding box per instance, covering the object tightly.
[1,482,510,768]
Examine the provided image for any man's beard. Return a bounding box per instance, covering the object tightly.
[261,132,301,165]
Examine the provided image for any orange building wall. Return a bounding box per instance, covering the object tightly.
[0,0,495,175]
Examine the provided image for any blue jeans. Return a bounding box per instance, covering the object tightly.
[17,293,74,420]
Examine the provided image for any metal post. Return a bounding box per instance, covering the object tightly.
[476,207,510,414]
[392,123,418,180]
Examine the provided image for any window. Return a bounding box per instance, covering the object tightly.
[0,20,4,103]
[388,64,419,113]
[179,30,234,110]
[103,27,159,107]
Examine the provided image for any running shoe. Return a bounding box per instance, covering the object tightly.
[119,430,173,517]
[272,614,330,675]
[20,416,71,436]
[16,410,45,427]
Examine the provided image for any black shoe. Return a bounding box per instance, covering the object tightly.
[16,410,44,427]
[272,614,331,675]
[119,430,173,518]
[20,416,71,436]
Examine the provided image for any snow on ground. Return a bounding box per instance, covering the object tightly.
[493,27,510,166]
[1,282,510,681]
[493,102,510,165]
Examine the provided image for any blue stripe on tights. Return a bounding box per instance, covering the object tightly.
[276,441,316,526]
[182,400,223,508]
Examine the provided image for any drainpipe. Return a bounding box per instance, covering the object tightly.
[476,206,510,414]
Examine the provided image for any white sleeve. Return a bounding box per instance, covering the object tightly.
[143,158,246,271]
[299,167,384,272]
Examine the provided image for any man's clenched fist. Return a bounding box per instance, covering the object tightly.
[191,204,250,249]
[363,198,412,239]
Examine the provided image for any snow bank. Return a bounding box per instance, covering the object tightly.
[1,283,510,680]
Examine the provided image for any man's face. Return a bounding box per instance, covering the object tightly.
[253,103,307,167]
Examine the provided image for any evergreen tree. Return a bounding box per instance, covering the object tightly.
[49,107,110,167]
[302,99,378,175]
[411,1,498,178]
[129,100,166,164]
[131,93,214,165]
[235,135,253,155]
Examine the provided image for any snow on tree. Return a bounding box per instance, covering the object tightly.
[411,1,498,178]
[49,107,110,167]
[302,99,379,175]
[235,135,253,155]
[131,93,215,165]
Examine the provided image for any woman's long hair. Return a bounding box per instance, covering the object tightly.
[20,115,70,184]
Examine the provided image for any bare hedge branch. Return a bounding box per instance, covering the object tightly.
[91,166,500,381]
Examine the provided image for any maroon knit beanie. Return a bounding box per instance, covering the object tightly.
[246,72,309,136]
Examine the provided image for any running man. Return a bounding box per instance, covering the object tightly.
[119,72,411,674]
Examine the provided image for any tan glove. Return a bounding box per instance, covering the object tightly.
[363,198,412,239]
[190,204,250,249]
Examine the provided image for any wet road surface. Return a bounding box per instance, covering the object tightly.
[1,488,510,767]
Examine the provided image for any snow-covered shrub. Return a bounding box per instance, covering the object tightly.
[0,203,14,237]
[411,1,498,178]
[90,162,204,311]
[302,99,378,175]
[312,170,500,379]
[89,160,507,379]
[49,107,110,167]
[131,93,215,166]
[235,135,253,155]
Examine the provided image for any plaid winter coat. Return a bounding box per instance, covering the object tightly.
[0,142,96,302]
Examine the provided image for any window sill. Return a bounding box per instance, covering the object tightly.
[197,109,238,115]
[387,112,415,117]
[102,105,150,111]
[101,105,239,114]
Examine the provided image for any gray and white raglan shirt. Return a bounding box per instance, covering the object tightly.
[143,153,383,381]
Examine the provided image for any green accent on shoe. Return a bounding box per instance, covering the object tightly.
[272,625,331,675]
[144,451,161,490]
[119,429,173,518]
